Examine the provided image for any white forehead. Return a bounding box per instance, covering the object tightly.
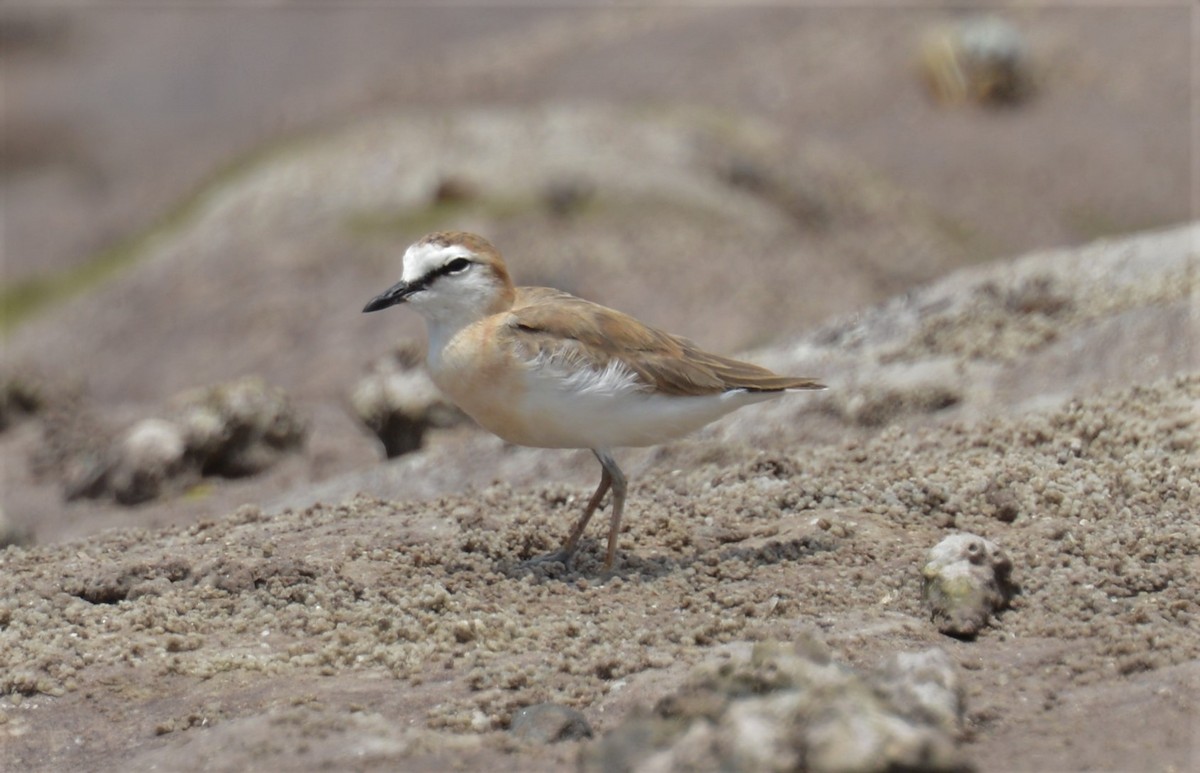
[401,241,474,282]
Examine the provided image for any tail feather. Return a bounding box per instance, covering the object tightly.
[744,376,826,392]
[698,350,825,393]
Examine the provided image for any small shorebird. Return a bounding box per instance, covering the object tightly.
[363,232,824,568]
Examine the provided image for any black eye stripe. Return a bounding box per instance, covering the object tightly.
[408,257,473,293]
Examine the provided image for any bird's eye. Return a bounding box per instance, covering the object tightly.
[447,258,471,274]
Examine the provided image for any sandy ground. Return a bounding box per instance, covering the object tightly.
[1,6,1197,772]
[2,223,1197,770]
[2,365,1197,771]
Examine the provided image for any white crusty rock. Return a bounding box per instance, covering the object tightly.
[583,638,970,773]
[176,376,307,477]
[923,533,1016,637]
[108,418,189,504]
[351,345,462,458]
[52,377,307,505]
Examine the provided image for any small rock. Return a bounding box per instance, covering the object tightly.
[923,533,1017,637]
[177,377,307,477]
[509,703,592,743]
[919,15,1032,106]
[584,639,971,772]
[108,418,189,505]
[351,345,462,458]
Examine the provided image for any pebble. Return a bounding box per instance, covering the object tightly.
[922,533,1016,637]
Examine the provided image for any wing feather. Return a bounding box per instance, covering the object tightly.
[503,288,824,396]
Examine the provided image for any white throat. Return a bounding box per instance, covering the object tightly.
[398,242,508,360]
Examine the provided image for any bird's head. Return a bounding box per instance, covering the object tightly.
[363,232,515,326]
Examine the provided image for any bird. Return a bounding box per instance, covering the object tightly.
[363,231,824,569]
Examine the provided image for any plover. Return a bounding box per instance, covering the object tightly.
[363,231,824,568]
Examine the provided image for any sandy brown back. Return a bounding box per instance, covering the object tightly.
[503,287,824,397]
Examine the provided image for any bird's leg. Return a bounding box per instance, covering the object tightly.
[557,454,611,564]
[594,450,627,569]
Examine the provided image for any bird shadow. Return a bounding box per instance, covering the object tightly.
[494,546,678,584]
[494,532,838,586]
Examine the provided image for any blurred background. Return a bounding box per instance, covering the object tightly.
[0,3,1194,542]
[5,5,1190,290]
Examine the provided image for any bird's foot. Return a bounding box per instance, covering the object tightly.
[518,547,621,576]
[514,548,579,576]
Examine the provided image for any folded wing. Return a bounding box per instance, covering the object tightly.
[505,288,825,397]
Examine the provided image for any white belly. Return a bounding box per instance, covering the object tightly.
[503,355,779,450]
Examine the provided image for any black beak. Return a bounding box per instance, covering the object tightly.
[362,280,412,313]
